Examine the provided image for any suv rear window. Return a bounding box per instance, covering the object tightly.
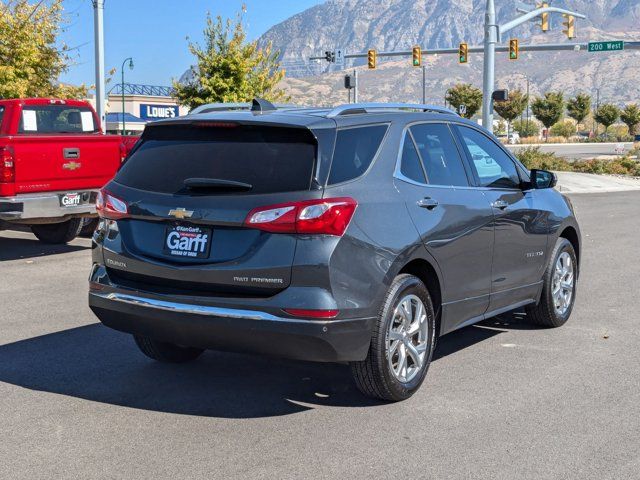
[18,105,97,134]
[328,125,388,184]
[115,124,317,195]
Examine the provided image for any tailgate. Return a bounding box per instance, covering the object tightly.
[100,122,323,297]
[11,135,122,194]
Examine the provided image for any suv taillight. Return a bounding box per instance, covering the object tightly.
[244,197,357,236]
[96,188,129,220]
[0,146,16,183]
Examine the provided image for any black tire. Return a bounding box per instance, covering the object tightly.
[134,335,204,363]
[351,274,436,402]
[30,218,83,244]
[525,237,578,328]
[79,217,100,238]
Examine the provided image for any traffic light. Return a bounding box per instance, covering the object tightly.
[539,2,549,32]
[459,43,468,64]
[412,46,422,67]
[509,39,519,60]
[324,51,335,63]
[367,49,377,69]
[562,14,576,39]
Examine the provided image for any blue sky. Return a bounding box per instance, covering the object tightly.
[59,0,323,90]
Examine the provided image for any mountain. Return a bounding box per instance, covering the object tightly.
[257,0,640,105]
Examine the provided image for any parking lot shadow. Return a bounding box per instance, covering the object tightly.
[0,235,88,261]
[0,320,508,418]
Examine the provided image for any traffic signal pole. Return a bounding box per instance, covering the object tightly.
[482,0,586,132]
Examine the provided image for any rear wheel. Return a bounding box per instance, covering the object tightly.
[351,274,435,402]
[526,238,577,328]
[134,335,204,363]
[31,218,83,244]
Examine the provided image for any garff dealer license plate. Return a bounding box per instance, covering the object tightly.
[163,225,212,259]
[60,192,82,207]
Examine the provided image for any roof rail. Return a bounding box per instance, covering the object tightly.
[189,101,301,115]
[325,103,457,118]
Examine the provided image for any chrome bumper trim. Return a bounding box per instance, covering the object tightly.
[0,190,97,220]
[90,291,342,325]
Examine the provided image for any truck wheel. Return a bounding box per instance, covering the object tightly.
[351,274,436,402]
[31,218,83,244]
[525,238,578,328]
[134,335,204,363]
[79,218,100,238]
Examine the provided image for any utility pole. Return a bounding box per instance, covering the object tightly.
[92,0,106,134]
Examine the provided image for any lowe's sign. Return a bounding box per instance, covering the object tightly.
[139,104,180,120]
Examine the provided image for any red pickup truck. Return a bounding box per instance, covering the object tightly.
[0,98,137,243]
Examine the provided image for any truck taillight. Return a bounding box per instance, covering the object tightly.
[244,197,357,236]
[0,146,16,183]
[96,188,129,220]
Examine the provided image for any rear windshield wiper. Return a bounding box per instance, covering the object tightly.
[183,178,253,191]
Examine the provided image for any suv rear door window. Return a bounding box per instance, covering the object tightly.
[328,125,387,185]
[456,126,521,189]
[115,124,317,195]
[0,107,4,129]
[409,123,469,187]
[18,105,97,134]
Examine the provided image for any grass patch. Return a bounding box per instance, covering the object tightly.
[515,147,640,177]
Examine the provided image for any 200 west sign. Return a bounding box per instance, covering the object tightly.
[139,104,179,120]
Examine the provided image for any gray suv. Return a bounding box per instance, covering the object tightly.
[89,100,580,401]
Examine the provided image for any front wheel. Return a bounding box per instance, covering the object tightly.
[134,335,204,363]
[30,218,83,244]
[526,238,578,328]
[351,274,436,402]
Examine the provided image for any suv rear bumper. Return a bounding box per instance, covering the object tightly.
[89,289,374,363]
[0,190,97,222]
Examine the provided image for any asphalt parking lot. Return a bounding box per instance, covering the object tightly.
[1,191,639,480]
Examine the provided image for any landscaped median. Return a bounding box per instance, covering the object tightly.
[515,146,640,177]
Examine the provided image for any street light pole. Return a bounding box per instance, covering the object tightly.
[120,57,133,136]
[482,0,497,132]
[92,0,106,133]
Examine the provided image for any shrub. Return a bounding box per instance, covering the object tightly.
[550,120,577,139]
[512,119,540,138]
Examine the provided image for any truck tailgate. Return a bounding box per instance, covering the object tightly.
[11,135,122,194]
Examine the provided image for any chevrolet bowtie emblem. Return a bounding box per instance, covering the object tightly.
[62,161,82,171]
[168,208,194,219]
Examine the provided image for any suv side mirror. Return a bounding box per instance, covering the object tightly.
[530,169,557,189]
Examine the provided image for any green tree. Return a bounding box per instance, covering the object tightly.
[445,83,482,119]
[566,93,591,128]
[594,104,621,138]
[550,120,577,139]
[620,104,640,137]
[173,11,287,109]
[494,89,528,136]
[0,0,86,99]
[512,118,540,138]
[531,92,565,140]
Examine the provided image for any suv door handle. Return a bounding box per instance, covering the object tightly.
[417,197,439,210]
[491,200,509,210]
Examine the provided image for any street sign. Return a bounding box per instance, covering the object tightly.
[335,48,345,67]
[458,105,467,116]
[588,41,624,53]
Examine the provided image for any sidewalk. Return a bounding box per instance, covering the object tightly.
[554,171,640,194]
